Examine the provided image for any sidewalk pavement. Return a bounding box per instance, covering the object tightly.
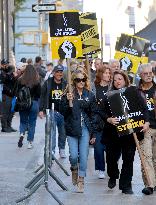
[0,114,156,205]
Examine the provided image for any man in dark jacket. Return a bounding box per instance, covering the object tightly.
[138,63,156,195]
[39,65,67,158]
[0,59,16,132]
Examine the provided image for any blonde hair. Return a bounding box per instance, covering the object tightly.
[71,70,90,90]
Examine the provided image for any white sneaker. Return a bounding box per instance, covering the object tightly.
[98,171,105,179]
[59,149,66,158]
[27,142,33,149]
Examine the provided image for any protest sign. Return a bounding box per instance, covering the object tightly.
[115,34,150,73]
[79,12,101,55]
[49,11,82,59]
[106,86,145,136]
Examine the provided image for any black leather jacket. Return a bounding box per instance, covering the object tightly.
[60,88,98,138]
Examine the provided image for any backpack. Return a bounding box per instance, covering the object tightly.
[16,86,32,111]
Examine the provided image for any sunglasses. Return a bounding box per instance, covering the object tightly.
[74,77,87,83]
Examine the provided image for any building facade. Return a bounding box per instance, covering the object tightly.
[15,0,83,62]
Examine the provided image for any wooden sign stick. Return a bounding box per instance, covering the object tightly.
[66,58,73,107]
[133,132,151,187]
[85,55,91,90]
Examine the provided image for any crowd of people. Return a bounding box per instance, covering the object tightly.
[0,56,156,195]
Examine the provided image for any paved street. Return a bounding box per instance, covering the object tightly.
[0,114,156,205]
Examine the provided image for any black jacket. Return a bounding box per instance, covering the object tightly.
[39,77,67,112]
[60,88,98,138]
[93,84,109,132]
[1,67,16,97]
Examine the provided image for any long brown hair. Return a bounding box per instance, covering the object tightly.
[112,70,130,88]
[94,65,110,85]
[19,64,40,87]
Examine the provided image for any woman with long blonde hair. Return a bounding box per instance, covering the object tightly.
[60,69,97,193]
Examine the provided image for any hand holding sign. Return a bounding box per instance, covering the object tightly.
[67,92,74,101]
[140,121,150,133]
[107,117,119,125]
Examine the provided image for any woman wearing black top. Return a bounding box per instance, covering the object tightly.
[94,66,111,179]
[102,70,149,194]
[16,65,41,149]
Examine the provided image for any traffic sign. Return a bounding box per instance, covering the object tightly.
[32,4,56,12]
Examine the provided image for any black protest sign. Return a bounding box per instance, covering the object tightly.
[49,11,82,59]
[106,86,145,136]
[49,12,81,37]
[116,33,146,57]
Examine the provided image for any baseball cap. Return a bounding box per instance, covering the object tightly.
[1,59,9,65]
[53,65,64,72]
[46,61,53,66]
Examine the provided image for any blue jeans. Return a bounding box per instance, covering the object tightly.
[50,111,66,152]
[19,100,39,142]
[67,123,90,177]
[94,132,105,171]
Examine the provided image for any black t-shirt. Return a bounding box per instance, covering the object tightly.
[143,85,156,128]
[95,84,108,101]
[95,84,109,117]
[49,81,63,111]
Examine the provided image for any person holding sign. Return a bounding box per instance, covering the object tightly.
[101,70,149,194]
[60,70,97,193]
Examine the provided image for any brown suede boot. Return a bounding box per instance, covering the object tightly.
[71,166,78,185]
[77,177,84,193]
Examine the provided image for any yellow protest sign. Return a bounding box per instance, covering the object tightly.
[114,51,141,74]
[51,36,82,59]
[80,12,100,55]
